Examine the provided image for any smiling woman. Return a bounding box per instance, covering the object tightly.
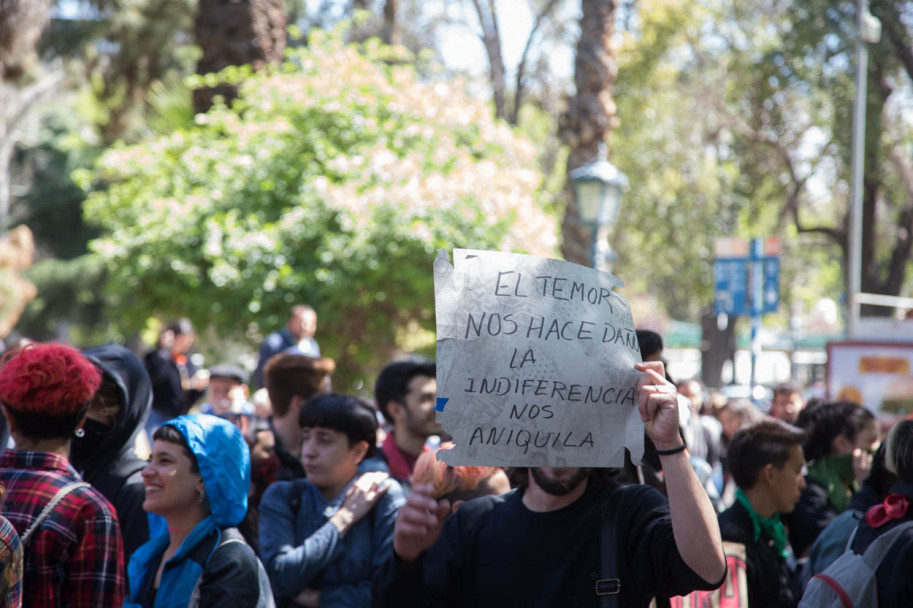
[125,414,274,608]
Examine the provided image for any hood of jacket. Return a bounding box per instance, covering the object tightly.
[71,343,152,482]
[164,414,250,526]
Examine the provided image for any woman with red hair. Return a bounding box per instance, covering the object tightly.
[411,444,510,511]
[0,342,125,607]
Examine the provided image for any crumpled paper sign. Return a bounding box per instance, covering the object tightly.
[434,249,644,467]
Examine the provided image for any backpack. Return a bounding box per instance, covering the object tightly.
[188,529,275,608]
[798,520,913,608]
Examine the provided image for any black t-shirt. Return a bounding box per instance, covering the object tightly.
[375,481,719,608]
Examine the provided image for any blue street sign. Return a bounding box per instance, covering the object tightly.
[761,256,779,314]
[713,240,779,317]
[714,258,749,316]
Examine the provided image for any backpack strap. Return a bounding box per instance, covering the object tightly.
[20,481,91,546]
[860,520,913,570]
[596,485,624,607]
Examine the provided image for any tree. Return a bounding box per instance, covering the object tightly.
[193,0,287,114]
[80,32,557,390]
[462,0,567,124]
[0,226,37,339]
[559,0,620,268]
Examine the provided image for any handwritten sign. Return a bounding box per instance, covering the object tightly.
[434,249,644,467]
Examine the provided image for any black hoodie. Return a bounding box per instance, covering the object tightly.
[73,343,152,560]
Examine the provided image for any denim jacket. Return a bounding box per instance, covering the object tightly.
[259,476,405,607]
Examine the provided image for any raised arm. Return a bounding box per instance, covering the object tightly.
[636,361,726,584]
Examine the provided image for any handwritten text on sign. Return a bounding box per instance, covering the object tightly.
[434,249,644,467]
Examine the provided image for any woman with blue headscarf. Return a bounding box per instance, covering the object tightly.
[126,414,274,607]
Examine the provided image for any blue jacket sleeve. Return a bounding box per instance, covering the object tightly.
[259,481,346,598]
[320,481,405,607]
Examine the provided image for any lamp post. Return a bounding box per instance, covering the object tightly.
[847,0,881,339]
[569,144,628,271]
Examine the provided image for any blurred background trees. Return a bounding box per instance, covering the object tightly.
[2,0,912,391]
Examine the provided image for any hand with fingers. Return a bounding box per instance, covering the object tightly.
[329,471,390,536]
[393,483,452,563]
[635,361,685,452]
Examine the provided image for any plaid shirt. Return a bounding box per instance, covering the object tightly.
[0,450,125,608]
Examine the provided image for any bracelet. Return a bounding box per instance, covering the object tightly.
[655,444,687,456]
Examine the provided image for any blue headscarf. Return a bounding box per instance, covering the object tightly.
[164,414,250,526]
[127,414,251,608]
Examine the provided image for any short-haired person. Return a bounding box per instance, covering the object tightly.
[259,394,405,607]
[0,343,125,606]
[770,382,804,424]
[263,354,335,482]
[718,419,807,607]
[375,360,438,486]
[201,363,254,435]
[74,344,154,561]
[786,400,879,558]
[254,305,320,388]
[125,414,272,607]
[841,419,913,603]
[375,361,726,607]
[143,318,208,437]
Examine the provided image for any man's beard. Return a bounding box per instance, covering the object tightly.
[530,467,591,496]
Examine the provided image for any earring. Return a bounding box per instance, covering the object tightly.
[74,428,85,438]
[198,489,205,504]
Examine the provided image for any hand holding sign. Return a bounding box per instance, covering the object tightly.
[434,249,645,467]
[636,361,683,451]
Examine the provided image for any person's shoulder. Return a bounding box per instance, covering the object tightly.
[70,482,119,516]
[717,503,752,542]
[610,481,669,511]
[379,476,407,506]
[454,488,517,518]
[261,477,310,502]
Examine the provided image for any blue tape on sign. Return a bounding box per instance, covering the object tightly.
[435,397,449,412]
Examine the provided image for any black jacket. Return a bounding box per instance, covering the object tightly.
[74,343,152,560]
[144,348,202,418]
[719,500,799,608]
[850,481,913,604]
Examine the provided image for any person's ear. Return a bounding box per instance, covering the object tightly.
[387,400,405,422]
[289,394,304,414]
[73,412,90,437]
[761,463,776,486]
[351,440,369,464]
[832,434,852,454]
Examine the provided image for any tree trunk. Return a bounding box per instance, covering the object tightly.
[558,0,619,267]
[382,0,400,46]
[700,307,736,389]
[471,0,508,121]
[193,0,287,115]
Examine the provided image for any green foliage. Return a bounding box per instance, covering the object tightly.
[16,255,110,343]
[610,0,913,327]
[82,31,556,390]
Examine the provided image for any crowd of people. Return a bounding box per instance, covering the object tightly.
[0,312,908,607]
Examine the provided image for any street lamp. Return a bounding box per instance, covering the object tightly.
[847,0,881,339]
[569,144,628,270]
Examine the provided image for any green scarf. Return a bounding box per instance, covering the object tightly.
[735,488,789,559]
[807,454,856,513]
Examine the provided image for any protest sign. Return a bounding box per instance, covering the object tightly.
[433,249,644,467]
